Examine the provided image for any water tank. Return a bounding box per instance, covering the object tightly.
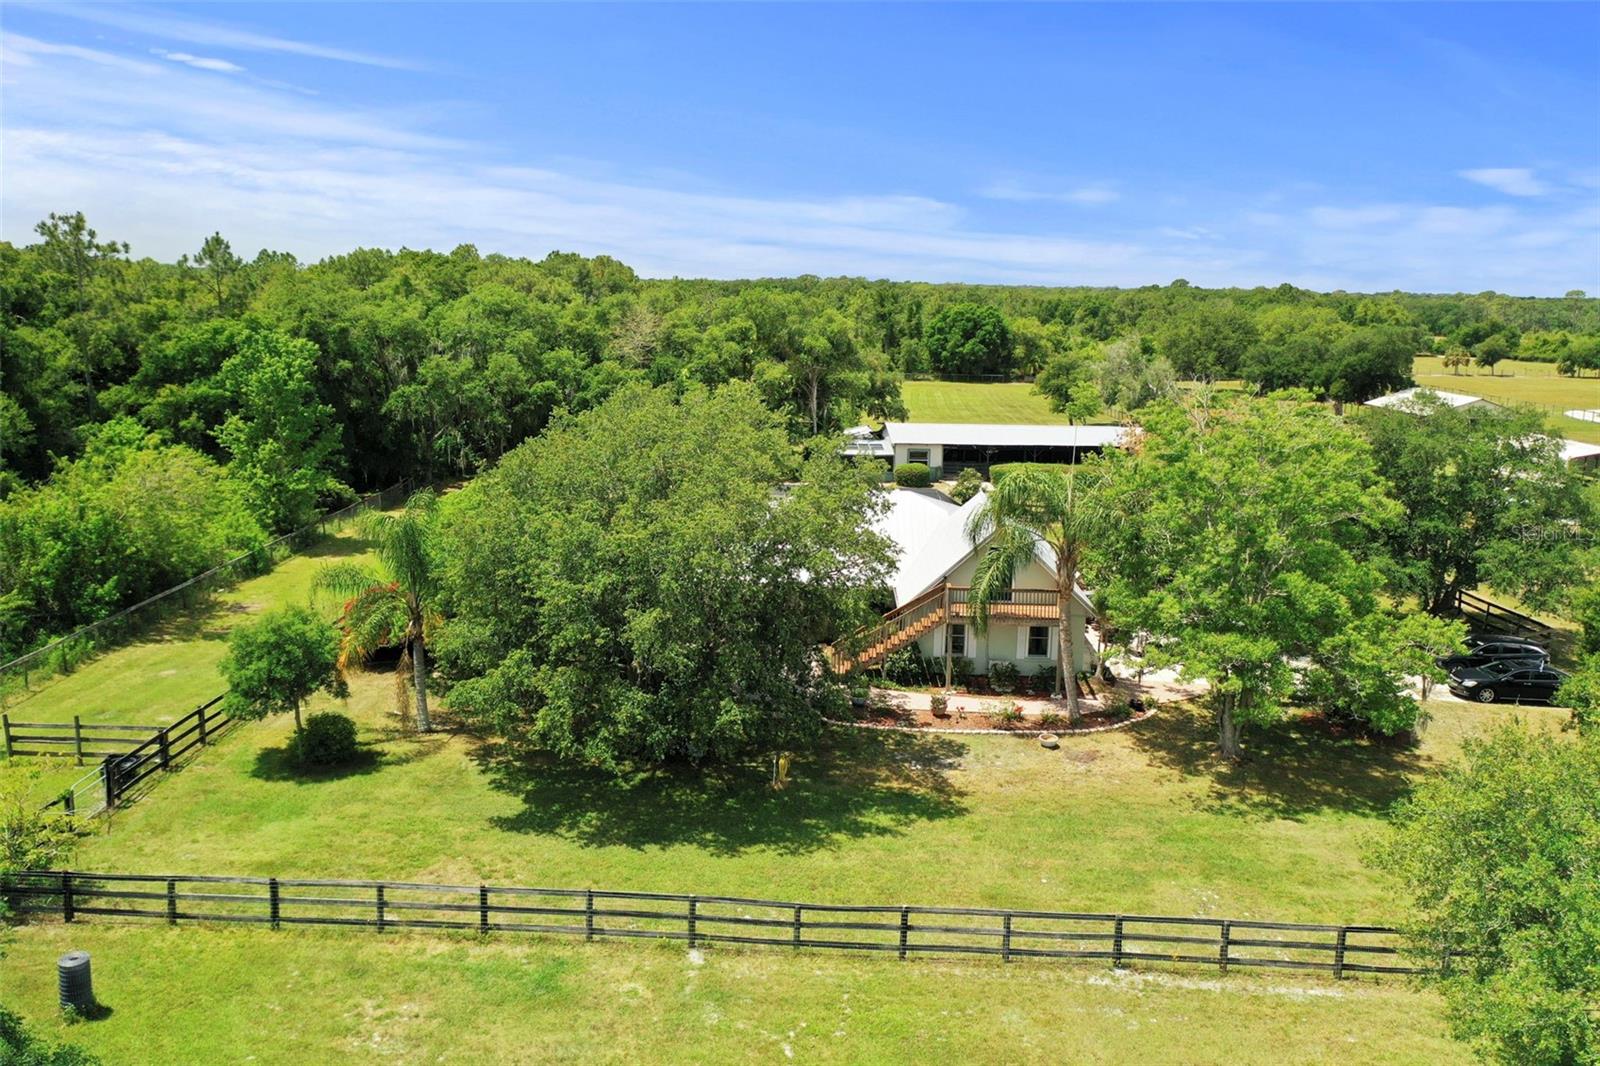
[58,950,93,1012]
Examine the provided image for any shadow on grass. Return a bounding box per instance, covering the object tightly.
[473,728,970,856]
[1128,703,1428,821]
[249,744,384,783]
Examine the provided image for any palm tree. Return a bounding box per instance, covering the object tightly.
[315,489,442,732]
[965,466,1104,726]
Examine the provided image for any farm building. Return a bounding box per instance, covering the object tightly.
[847,422,1126,477]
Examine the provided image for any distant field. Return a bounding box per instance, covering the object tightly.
[900,380,1062,423]
[1412,356,1600,443]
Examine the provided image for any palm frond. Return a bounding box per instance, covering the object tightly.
[966,526,1038,633]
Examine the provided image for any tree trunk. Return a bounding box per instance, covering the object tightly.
[1217,696,1242,761]
[293,701,303,734]
[1058,555,1081,726]
[412,634,432,733]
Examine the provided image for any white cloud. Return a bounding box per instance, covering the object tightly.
[153,49,244,74]
[31,3,421,70]
[979,179,1121,206]
[1,29,1595,295]
[1459,167,1548,197]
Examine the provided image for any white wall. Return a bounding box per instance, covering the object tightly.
[893,443,942,471]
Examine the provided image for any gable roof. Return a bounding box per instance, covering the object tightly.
[881,422,1126,449]
[1363,387,1499,412]
[872,487,1095,613]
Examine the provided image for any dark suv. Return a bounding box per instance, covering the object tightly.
[1448,661,1568,704]
[1438,640,1549,673]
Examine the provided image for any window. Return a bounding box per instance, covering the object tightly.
[948,623,966,656]
[1027,626,1049,657]
[908,448,930,465]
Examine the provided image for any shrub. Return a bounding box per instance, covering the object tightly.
[989,462,1068,485]
[1033,662,1059,692]
[949,467,984,504]
[286,711,360,766]
[881,646,925,686]
[929,693,949,717]
[893,462,932,487]
[1038,712,1067,731]
[987,701,1024,728]
[987,660,1020,694]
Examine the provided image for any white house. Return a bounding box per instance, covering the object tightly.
[834,487,1094,680]
[868,422,1126,477]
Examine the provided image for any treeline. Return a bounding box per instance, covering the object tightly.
[2,210,1597,657]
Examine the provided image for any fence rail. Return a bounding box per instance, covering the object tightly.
[0,480,412,699]
[1450,589,1556,643]
[0,870,1421,979]
[21,698,233,818]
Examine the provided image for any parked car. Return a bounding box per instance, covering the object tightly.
[1448,663,1569,704]
[1463,631,1547,651]
[1437,640,1549,672]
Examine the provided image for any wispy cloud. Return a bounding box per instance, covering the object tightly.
[1459,167,1548,197]
[979,179,1121,206]
[153,48,243,74]
[1,28,1594,295]
[34,3,422,70]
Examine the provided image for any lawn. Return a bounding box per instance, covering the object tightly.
[0,921,1464,1065]
[0,525,377,804]
[1412,355,1600,443]
[900,380,1063,423]
[59,668,1568,924]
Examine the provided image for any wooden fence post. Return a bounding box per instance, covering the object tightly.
[269,878,280,930]
[1112,917,1125,968]
[584,890,595,941]
[1002,914,1013,963]
[73,716,84,765]
[375,885,386,932]
[197,707,208,746]
[686,897,698,949]
[158,728,171,770]
[1,713,11,759]
[102,756,118,810]
[478,885,490,934]
[167,879,178,925]
[898,907,909,960]
[61,872,74,923]
[1219,920,1231,974]
[1333,928,1348,980]
[792,906,803,949]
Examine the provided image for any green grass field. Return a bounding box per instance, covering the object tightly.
[0,526,377,804]
[898,363,1600,444]
[0,921,1463,1065]
[1412,356,1600,443]
[900,380,1063,423]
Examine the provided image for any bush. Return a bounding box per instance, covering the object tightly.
[1033,662,1060,692]
[987,660,1020,694]
[893,462,932,488]
[881,646,925,686]
[286,711,360,766]
[949,467,984,504]
[989,462,1068,485]
[0,1008,100,1066]
[1038,712,1067,731]
[987,701,1024,728]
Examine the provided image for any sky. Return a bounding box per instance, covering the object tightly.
[2,2,1598,295]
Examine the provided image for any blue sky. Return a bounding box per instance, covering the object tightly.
[3,3,1597,294]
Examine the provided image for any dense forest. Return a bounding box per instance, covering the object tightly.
[2,210,1598,658]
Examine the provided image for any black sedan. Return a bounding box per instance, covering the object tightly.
[1448,662,1568,704]
[1438,640,1549,672]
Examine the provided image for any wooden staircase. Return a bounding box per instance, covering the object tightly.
[830,584,1060,674]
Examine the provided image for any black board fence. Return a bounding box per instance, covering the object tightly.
[0,870,1421,979]
[22,698,233,818]
[0,479,412,701]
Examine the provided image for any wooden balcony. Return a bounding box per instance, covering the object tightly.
[829,584,1060,673]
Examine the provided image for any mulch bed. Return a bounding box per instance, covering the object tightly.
[843,704,1157,736]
